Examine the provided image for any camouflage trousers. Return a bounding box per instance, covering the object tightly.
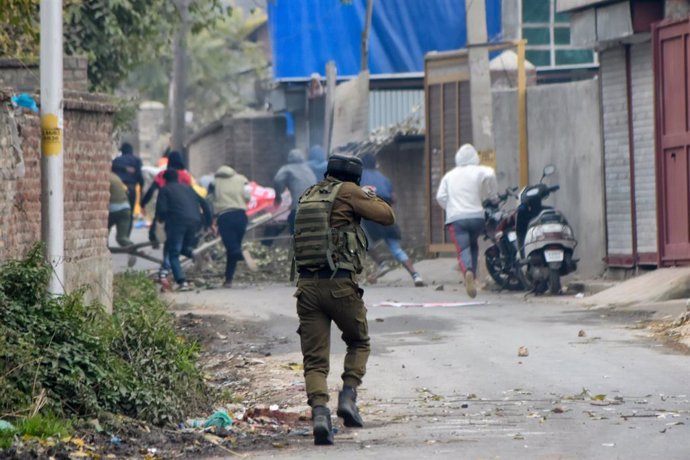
[294,274,369,407]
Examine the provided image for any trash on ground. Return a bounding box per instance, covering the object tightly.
[518,346,529,357]
[204,409,233,429]
[0,420,15,431]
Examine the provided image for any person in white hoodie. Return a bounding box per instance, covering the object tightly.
[436,144,498,298]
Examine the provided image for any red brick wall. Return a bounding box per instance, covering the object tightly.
[0,90,115,263]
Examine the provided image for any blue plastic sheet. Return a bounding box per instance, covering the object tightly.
[268,0,502,79]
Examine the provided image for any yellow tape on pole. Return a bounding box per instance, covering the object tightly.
[41,114,62,156]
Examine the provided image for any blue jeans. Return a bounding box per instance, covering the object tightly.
[449,218,485,275]
[165,221,199,283]
[218,210,248,283]
[383,239,408,262]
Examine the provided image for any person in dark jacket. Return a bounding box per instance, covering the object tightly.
[273,149,317,234]
[141,151,194,281]
[360,153,425,287]
[111,142,144,235]
[155,169,212,291]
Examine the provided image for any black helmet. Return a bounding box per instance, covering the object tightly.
[326,154,363,184]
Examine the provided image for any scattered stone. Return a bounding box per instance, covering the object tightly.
[435,284,444,291]
[518,346,529,357]
[578,329,587,337]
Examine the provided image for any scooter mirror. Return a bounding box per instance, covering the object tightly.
[543,164,556,176]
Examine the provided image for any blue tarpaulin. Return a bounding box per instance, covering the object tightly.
[268,0,502,80]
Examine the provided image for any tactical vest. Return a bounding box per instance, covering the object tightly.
[293,180,368,275]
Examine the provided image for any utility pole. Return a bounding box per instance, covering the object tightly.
[171,0,190,160]
[323,61,337,154]
[517,39,528,187]
[360,0,375,72]
[40,0,65,295]
[465,0,495,161]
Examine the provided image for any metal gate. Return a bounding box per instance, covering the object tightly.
[424,50,473,253]
[653,18,690,265]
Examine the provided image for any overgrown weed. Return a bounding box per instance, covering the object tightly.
[0,244,211,429]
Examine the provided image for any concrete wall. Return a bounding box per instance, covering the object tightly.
[136,101,167,166]
[493,79,606,276]
[187,120,225,178]
[0,90,115,309]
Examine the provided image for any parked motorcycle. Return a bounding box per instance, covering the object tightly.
[516,165,578,294]
[483,187,530,291]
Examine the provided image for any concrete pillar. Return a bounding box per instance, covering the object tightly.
[666,0,690,19]
[501,0,520,40]
[466,0,495,155]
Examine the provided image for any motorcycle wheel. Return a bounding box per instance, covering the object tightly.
[485,250,524,291]
[514,260,532,291]
[548,268,562,295]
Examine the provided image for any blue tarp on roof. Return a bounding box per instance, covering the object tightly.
[268,0,502,79]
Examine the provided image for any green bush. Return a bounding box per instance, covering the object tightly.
[0,244,210,426]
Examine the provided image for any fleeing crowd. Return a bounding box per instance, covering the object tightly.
[109,141,495,297]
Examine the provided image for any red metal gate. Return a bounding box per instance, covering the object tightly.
[653,18,690,265]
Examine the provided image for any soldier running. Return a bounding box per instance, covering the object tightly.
[292,154,395,445]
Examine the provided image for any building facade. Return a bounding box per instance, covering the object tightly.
[557,0,688,270]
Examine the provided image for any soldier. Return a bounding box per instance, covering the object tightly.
[292,154,395,445]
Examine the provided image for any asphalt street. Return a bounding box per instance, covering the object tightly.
[169,260,690,460]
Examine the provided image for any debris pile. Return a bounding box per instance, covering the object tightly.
[190,240,294,286]
[189,237,427,287]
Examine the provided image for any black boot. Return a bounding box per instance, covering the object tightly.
[337,385,364,427]
[312,405,334,445]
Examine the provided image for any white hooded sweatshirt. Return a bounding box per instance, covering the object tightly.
[436,144,498,224]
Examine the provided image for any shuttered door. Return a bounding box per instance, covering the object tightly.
[426,80,473,251]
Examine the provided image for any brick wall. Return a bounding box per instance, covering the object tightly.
[0,89,115,306]
[0,56,89,93]
[377,139,427,251]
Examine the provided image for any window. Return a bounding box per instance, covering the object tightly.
[521,0,597,69]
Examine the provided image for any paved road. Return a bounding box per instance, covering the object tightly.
[169,261,689,460]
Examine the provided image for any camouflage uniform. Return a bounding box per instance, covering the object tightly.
[293,177,394,407]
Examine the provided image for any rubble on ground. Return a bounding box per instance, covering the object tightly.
[187,236,429,288]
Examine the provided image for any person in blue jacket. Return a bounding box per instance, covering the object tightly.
[360,153,425,287]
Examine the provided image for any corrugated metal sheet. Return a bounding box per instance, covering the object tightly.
[630,41,657,254]
[601,47,633,257]
[369,89,424,131]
